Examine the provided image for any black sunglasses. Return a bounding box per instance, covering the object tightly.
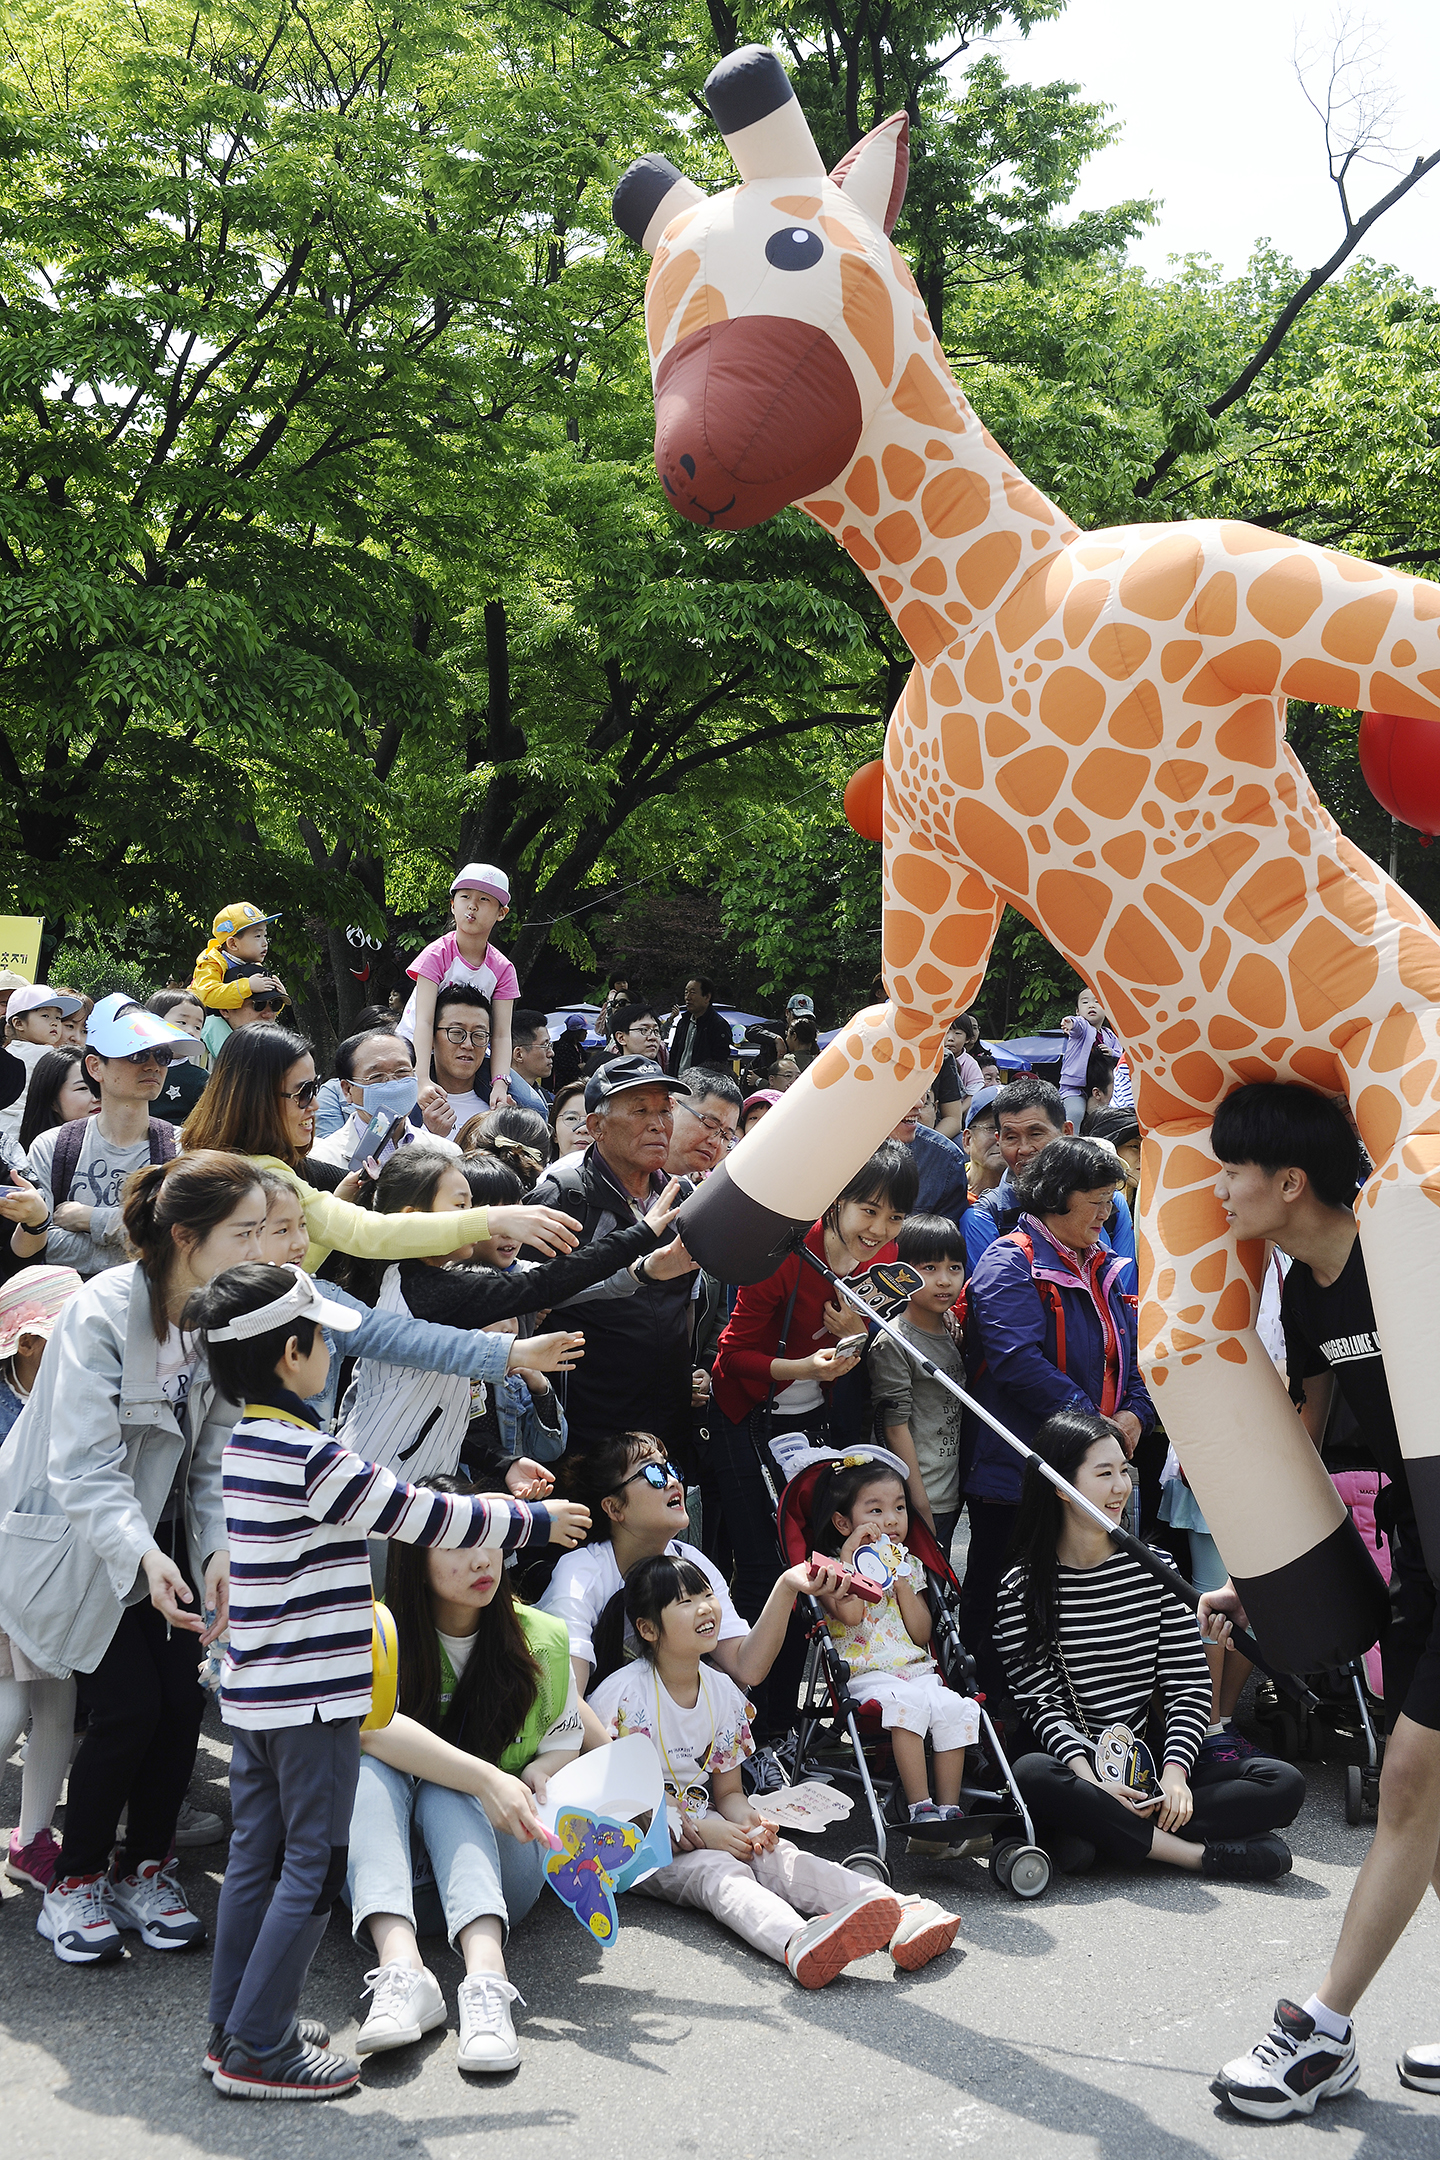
[614,1458,683,1495]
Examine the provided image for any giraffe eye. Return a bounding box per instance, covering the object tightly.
[765,226,823,271]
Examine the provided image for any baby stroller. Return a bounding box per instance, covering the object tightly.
[771,1455,1051,1900]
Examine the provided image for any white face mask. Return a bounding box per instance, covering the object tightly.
[358,1073,419,1121]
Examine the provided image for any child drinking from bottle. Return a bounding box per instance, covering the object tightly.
[810,1457,979,1838]
[588,1553,959,1982]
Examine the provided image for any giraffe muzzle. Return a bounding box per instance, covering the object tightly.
[653,317,863,529]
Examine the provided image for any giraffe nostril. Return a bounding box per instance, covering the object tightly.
[680,454,696,479]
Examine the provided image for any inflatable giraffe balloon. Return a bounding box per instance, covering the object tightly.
[615,45,1440,1667]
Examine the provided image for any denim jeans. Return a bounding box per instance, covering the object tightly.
[346,1754,546,1949]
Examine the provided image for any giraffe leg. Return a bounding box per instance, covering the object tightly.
[1136,1122,1388,1670]
[680,837,1004,1280]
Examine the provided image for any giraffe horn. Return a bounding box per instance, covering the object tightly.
[612,154,709,256]
[703,44,825,182]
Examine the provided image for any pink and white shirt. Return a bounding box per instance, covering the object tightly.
[397,930,519,1041]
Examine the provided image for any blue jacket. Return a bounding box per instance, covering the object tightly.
[964,1174,1136,1279]
[908,1121,971,1227]
[962,1214,1154,1503]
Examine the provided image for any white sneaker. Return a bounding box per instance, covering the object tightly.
[37,1872,125,1965]
[356,1962,447,2054]
[1214,2001,1359,2119]
[1398,2040,1440,2093]
[889,1894,962,1971]
[107,1858,206,1950]
[784,1884,903,1990]
[456,1974,523,2073]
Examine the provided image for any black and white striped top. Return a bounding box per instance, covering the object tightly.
[994,1549,1211,1772]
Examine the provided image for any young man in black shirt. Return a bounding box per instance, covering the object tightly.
[1206,1083,1440,2119]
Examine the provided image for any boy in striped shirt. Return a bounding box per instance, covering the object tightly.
[186,1263,589,2103]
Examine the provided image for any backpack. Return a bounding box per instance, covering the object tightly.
[50,1116,177,1207]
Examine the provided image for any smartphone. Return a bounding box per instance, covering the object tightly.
[834,1334,868,1356]
[349,1110,395,1175]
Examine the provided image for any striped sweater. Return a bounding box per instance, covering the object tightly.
[221,1391,551,1729]
[994,1549,1211,1773]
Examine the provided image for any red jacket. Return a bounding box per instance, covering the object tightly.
[711,1221,899,1423]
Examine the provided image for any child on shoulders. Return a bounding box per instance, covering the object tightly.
[589,1553,960,1983]
[190,902,287,1026]
[400,865,517,1115]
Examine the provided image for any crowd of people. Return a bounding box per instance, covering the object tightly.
[0,868,1434,2123]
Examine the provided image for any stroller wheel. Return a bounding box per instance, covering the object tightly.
[1006,1846,1051,1900]
[989,1839,1022,1888]
[1345,1764,1365,1826]
[843,1851,890,1885]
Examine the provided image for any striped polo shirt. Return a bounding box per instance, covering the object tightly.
[221,1391,550,1730]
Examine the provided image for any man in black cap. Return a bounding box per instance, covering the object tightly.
[524,1056,700,1460]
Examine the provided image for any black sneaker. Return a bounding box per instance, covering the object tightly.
[1398,2041,1440,2093]
[201,2018,331,2077]
[1213,2000,1359,2118]
[212,2030,359,2101]
[742,1746,786,1797]
[1201,1834,1293,1882]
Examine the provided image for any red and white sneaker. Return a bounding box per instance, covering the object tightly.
[784,1886,902,1990]
[7,1826,61,1892]
[107,1858,206,1950]
[889,1894,962,1971]
[38,1873,125,1965]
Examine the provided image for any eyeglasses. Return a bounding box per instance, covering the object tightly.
[676,1100,738,1150]
[622,1025,662,1041]
[122,1047,174,1069]
[439,1025,489,1046]
[278,1079,322,1107]
[613,1458,683,1494]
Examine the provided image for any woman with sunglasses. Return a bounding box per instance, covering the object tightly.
[183,1026,580,1271]
[539,1431,841,1706]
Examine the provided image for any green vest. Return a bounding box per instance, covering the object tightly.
[436,1603,572,1774]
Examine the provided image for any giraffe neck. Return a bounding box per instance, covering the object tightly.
[803,346,1078,667]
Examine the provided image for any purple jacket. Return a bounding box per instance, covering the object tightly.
[962,1214,1154,1503]
[1059,1014,1122,1095]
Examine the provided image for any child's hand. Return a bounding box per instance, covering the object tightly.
[505,1458,555,1500]
[1059,1015,1074,1034]
[521,1763,550,1805]
[516,1329,584,1375]
[489,1204,581,1256]
[642,1177,685,1238]
[747,1817,779,1854]
[418,1083,456,1137]
[698,1817,762,1861]
[839,1525,880,1566]
[784,1557,846,1600]
[545,1500,591,1548]
[478,1767,550,1844]
[490,1073,512,1109]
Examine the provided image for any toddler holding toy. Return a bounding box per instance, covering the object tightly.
[810,1458,979,1838]
[589,1553,959,1983]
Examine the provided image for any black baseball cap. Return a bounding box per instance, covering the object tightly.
[583,1055,693,1114]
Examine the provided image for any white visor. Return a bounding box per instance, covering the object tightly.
[206,1265,362,1342]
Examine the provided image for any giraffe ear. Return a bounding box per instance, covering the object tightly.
[613,155,708,255]
[830,112,909,236]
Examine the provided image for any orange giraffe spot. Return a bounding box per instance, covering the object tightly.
[1106,905,1183,986]
[962,800,1031,896]
[964,633,1004,704]
[1416,584,1440,619]
[925,438,953,461]
[1185,573,1238,636]
[1102,831,1147,878]
[912,556,948,595]
[931,664,961,705]
[1109,681,1165,749]
[1192,1251,1229,1293]
[1216,1340,1248,1366]
[1145,883,1206,952]
[997,747,1069,816]
[1398,925,1440,1000]
[882,444,927,500]
[1403,1060,1438,1106]
[775,195,822,216]
[1063,580,1109,647]
[1028,823,1052,854]
[893,354,960,430]
[893,853,955,914]
[1097,973,1157,1048]
[1214,700,1280,769]
[897,601,953,664]
[1282,660,1362,706]
[1039,667,1107,745]
[1004,471,1054,523]
[846,458,881,514]
[933,908,998,967]
[1119,534,1204,622]
[645,248,700,353]
[986,712,1029,755]
[842,525,881,571]
[1222,784,1278,827]
[1199,926,1232,991]
[1291,1046,1346,1090]
[1160,832,1258,904]
[940,711,983,788]
[1154,760,1209,803]
[1213,1278,1255,1332]
[905,671,928,723]
[1141,802,1165,830]
[997,553,1073,651]
[673,287,727,351]
[1091,623,1153,681]
[914,965,952,996]
[1356,1085,1402,1164]
[1333,554,1385,583]
[1034,870,1112,954]
[841,254,894,384]
[809,1041,850,1089]
[1392,639,1418,666]
[1162,640,1204,682]
[1210,1015,1257,1049]
[803,498,844,527]
[1223,857,1309,945]
[875,510,922,562]
[1157,1185,1230,1254]
[1072,748,1150,820]
[956,531,1022,608]
[1035,638,1063,660]
[886,911,925,966]
[1289,917,1380,1030]
[1246,555,1324,636]
[1172,1048,1224,1100]
[1323,589,1397,663]
[921,467,989,537]
[1315,855,1377,936]
[818,213,864,252]
[878,574,903,601]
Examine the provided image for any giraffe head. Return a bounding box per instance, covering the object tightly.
[612,46,912,530]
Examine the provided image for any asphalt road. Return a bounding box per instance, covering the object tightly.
[4,1705,1440,2160]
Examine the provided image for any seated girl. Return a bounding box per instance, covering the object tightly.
[589,1555,960,1983]
[810,1458,979,1836]
[348,1473,583,2077]
[994,1406,1305,1879]
[338,1143,682,1480]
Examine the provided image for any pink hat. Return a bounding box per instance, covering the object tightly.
[0,1265,84,1361]
[450,863,510,904]
[742,1088,782,1118]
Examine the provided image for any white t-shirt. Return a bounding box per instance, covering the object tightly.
[435,1625,583,1749]
[539,1537,747,1671]
[587,1660,754,1830]
[443,1087,485,1134]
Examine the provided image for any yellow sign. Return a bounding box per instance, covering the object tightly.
[0,917,44,981]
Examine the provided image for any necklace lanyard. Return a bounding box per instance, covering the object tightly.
[652,1666,716,1814]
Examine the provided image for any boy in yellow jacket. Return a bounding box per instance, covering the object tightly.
[191,903,288,1018]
